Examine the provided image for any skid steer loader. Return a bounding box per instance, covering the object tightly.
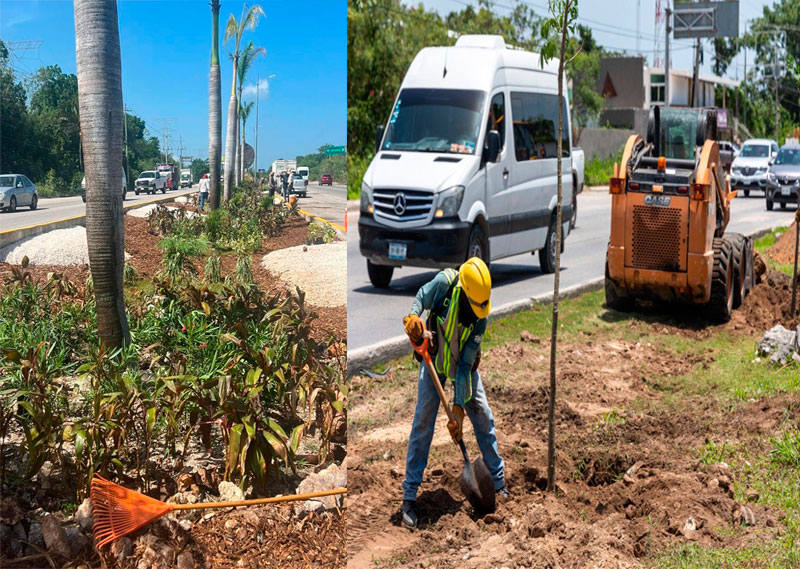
[604,106,755,322]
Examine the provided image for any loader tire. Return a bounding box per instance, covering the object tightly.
[604,259,634,312]
[727,233,747,309]
[708,238,734,323]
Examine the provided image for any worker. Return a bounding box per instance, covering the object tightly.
[198,173,209,211]
[400,257,507,529]
[280,170,289,199]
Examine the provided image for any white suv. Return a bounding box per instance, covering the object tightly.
[730,138,778,197]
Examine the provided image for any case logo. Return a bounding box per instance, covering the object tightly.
[644,195,671,207]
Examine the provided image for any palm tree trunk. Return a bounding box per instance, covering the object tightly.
[236,83,243,184]
[223,55,238,203]
[74,0,130,347]
[208,0,221,210]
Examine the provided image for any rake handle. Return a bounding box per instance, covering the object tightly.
[170,487,347,510]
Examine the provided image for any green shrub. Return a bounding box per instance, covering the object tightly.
[347,153,372,199]
[584,148,624,187]
[307,222,337,245]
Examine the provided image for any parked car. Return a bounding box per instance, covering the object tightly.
[320,173,333,186]
[570,146,585,229]
[135,171,167,195]
[290,173,307,197]
[718,140,739,173]
[765,144,800,211]
[0,174,38,212]
[359,34,574,288]
[81,168,128,202]
[729,138,778,196]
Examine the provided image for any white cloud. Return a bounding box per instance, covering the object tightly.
[241,78,270,100]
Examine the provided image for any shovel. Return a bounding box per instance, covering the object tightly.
[410,327,496,515]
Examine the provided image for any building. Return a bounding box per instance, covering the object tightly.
[597,56,740,131]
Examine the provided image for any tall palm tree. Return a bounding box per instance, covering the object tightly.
[222,3,264,202]
[208,0,222,210]
[235,42,264,181]
[239,100,255,178]
[73,0,130,347]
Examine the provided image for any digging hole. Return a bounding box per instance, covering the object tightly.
[576,452,637,487]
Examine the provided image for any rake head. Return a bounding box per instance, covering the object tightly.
[91,475,173,548]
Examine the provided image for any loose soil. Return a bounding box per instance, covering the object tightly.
[347,267,798,567]
[769,220,800,265]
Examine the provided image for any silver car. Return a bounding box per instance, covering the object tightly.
[0,174,38,212]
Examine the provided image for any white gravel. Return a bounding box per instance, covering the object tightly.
[261,241,346,307]
[126,203,160,218]
[0,226,130,266]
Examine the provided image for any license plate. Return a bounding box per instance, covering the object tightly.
[388,242,407,260]
[781,185,792,196]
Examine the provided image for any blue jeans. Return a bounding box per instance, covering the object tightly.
[200,191,208,210]
[402,364,505,502]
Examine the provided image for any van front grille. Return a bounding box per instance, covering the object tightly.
[631,205,682,271]
[372,189,434,222]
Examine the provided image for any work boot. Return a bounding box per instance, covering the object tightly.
[497,486,510,500]
[401,500,418,529]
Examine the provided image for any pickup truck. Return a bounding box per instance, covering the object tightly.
[570,146,585,229]
[135,171,167,195]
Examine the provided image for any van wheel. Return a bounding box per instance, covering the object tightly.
[780,202,787,210]
[538,216,557,274]
[743,189,750,197]
[708,238,734,323]
[466,224,489,266]
[766,198,774,210]
[569,187,578,230]
[135,189,140,195]
[367,260,394,288]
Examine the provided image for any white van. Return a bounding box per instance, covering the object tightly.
[297,166,310,182]
[358,35,574,288]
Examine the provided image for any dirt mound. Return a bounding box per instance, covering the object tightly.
[729,269,799,332]
[769,221,799,265]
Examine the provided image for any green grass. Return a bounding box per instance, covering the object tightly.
[584,148,624,187]
[754,226,796,278]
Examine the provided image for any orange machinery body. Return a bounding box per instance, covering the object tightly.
[607,135,730,304]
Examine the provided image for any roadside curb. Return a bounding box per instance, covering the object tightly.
[274,194,346,240]
[0,191,194,249]
[346,277,605,376]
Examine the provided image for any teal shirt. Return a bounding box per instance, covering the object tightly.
[411,271,486,408]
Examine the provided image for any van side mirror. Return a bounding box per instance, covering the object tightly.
[375,124,385,154]
[486,130,501,163]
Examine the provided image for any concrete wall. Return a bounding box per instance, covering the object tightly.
[598,57,645,109]
[578,127,635,162]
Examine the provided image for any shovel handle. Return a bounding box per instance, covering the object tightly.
[411,326,457,426]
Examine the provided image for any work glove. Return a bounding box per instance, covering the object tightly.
[403,314,424,343]
[448,405,465,443]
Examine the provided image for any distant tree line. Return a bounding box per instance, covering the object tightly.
[295,144,346,183]
[0,40,168,197]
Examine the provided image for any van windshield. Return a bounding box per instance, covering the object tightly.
[382,88,485,154]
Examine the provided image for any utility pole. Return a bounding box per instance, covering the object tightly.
[743,21,747,128]
[775,42,780,142]
[665,5,671,107]
[690,37,701,107]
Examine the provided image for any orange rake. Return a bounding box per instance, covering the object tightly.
[90,475,347,548]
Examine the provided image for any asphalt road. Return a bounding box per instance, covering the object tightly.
[347,191,798,352]
[294,182,347,227]
[0,186,198,232]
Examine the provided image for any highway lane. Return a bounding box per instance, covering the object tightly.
[347,191,798,352]
[0,186,198,232]
[294,183,347,227]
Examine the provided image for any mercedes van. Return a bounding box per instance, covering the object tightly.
[358,35,574,288]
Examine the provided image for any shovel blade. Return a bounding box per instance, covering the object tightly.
[459,456,496,515]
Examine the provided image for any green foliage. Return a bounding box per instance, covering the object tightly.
[585,148,623,186]
[204,255,223,283]
[191,158,210,183]
[347,153,371,199]
[307,222,337,245]
[771,430,800,467]
[158,235,210,284]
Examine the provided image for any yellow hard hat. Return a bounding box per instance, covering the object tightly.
[459,257,491,318]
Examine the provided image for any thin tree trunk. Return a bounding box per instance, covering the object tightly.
[234,117,241,186]
[223,55,238,203]
[546,6,569,494]
[241,120,246,179]
[208,0,221,210]
[74,0,130,347]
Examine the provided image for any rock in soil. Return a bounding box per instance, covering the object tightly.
[217,481,245,502]
[41,513,71,559]
[111,536,134,563]
[64,525,89,556]
[176,551,195,569]
[75,497,93,529]
[757,325,798,364]
[294,462,347,517]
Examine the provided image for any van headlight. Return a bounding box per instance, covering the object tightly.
[435,185,465,218]
[360,181,373,214]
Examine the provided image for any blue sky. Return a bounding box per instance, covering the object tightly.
[409,0,773,81]
[1,0,346,170]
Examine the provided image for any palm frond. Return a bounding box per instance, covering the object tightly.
[223,13,237,44]
[240,100,255,124]
[237,42,265,86]
[242,4,265,32]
